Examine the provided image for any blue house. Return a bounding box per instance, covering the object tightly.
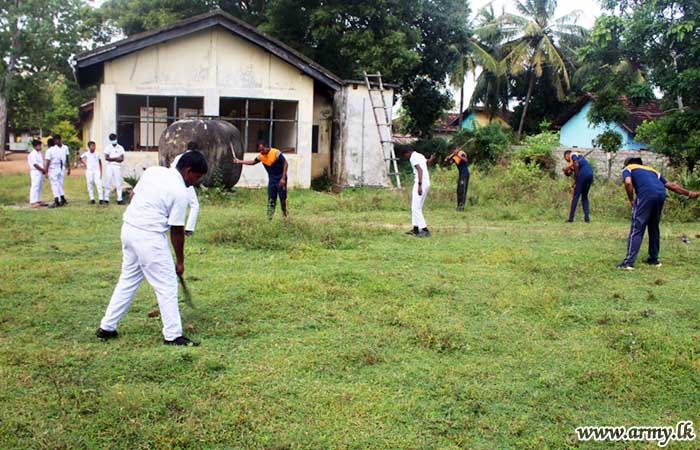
[555,95,663,150]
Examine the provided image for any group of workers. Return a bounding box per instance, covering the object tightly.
[27,133,126,208]
[25,131,699,346]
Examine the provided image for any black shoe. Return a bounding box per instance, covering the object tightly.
[418,228,431,237]
[104,200,109,205]
[616,262,634,270]
[565,219,574,223]
[90,200,96,204]
[48,201,61,209]
[405,229,419,236]
[585,218,590,223]
[643,258,662,267]
[60,196,67,205]
[96,328,119,339]
[117,200,125,205]
[164,336,200,347]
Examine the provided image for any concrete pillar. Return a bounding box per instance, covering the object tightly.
[204,88,219,116]
[100,84,116,150]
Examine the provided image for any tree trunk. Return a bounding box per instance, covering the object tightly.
[517,70,535,139]
[458,80,464,130]
[0,95,7,161]
[677,95,684,111]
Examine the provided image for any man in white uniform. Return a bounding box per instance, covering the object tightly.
[401,146,436,237]
[53,134,71,205]
[96,151,208,346]
[28,139,47,208]
[44,138,65,208]
[169,141,201,235]
[103,133,125,205]
[80,141,105,204]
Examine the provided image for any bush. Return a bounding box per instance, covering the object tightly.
[515,131,559,175]
[450,123,512,168]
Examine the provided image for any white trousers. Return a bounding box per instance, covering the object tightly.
[104,165,123,201]
[185,186,200,232]
[58,169,66,196]
[411,183,430,229]
[29,171,44,204]
[100,223,183,340]
[48,168,62,198]
[86,170,104,201]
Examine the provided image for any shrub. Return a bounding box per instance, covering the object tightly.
[515,131,559,175]
[450,123,512,168]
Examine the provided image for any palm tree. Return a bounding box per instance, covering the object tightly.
[449,44,474,129]
[498,0,587,137]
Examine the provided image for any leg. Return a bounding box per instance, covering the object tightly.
[456,176,466,210]
[139,233,182,340]
[103,167,113,201]
[86,172,95,201]
[568,182,582,222]
[267,182,277,220]
[100,229,144,331]
[49,170,62,200]
[279,181,288,217]
[580,176,592,221]
[647,197,665,262]
[622,198,653,266]
[30,172,41,204]
[58,170,65,197]
[114,167,123,202]
[95,172,105,201]
[412,184,428,229]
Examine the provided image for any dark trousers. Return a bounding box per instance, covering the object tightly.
[622,194,665,265]
[267,179,288,219]
[568,174,593,221]
[457,174,469,210]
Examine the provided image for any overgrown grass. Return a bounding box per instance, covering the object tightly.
[1,171,700,449]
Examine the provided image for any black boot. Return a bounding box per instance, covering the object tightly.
[60,195,67,205]
[48,198,61,209]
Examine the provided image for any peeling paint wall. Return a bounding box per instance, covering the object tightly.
[93,27,316,188]
[332,84,393,187]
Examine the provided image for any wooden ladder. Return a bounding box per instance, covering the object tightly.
[363,71,401,189]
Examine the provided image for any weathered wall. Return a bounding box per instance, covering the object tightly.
[332,84,393,187]
[560,101,646,150]
[93,27,316,188]
[554,147,670,179]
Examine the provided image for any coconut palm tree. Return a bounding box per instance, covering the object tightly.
[498,0,588,137]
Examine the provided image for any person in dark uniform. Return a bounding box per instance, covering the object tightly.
[563,150,594,222]
[443,146,470,211]
[617,157,698,269]
[233,140,289,219]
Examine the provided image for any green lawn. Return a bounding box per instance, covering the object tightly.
[1,171,699,449]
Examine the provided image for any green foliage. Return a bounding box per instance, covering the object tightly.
[515,131,559,174]
[51,121,82,154]
[597,129,623,154]
[636,111,700,172]
[450,123,511,168]
[400,78,453,138]
[310,172,333,192]
[411,137,451,164]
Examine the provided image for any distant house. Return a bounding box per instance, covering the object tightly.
[555,94,664,150]
[449,106,511,131]
[73,10,396,188]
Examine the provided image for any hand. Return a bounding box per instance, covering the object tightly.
[176,262,185,275]
[279,178,286,188]
[67,169,71,176]
[418,186,423,196]
[690,191,699,199]
[629,199,635,207]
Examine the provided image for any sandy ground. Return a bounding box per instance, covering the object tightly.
[0,152,86,176]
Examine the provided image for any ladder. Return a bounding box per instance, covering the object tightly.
[363,71,402,189]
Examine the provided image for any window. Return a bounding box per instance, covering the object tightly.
[312,125,319,153]
[219,98,298,153]
[116,95,203,151]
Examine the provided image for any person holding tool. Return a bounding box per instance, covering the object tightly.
[96,151,208,346]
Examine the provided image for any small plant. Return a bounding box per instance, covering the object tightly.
[597,129,623,179]
[450,123,512,169]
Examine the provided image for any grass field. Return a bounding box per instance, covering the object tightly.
[1,169,700,449]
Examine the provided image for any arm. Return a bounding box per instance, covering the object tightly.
[170,225,185,274]
[573,160,580,179]
[427,153,437,166]
[232,157,259,165]
[415,164,423,195]
[99,159,103,176]
[624,177,635,206]
[66,151,71,175]
[185,191,199,234]
[443,149,459,164]
[279,159,289,187]
[665,182,699,198]
[44,158,50,176]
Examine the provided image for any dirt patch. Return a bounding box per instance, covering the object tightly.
[0,152,86,176]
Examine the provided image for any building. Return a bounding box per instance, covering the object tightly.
[74,10,395,188]
[449,106,511,131]
[555,94,663,150]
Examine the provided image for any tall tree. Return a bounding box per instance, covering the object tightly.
[0,0,104,159]
[497,0,587,137]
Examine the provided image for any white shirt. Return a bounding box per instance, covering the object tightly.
[45,146,63,171]
[409,152,430,185]
[56,144,70,165]
[28,149,44,173]
[104,144,125,166]
[81,151,101,172]
[123,166,189,233]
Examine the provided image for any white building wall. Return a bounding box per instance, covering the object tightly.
[94,27,317,188]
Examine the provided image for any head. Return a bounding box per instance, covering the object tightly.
[398,145,413,159]
[88,141,96,152]
[47,138,55,148]
[32,139,42,150]
[564,150,572,163]
[257,139,270,154]
[109,133,117,146]
[186,141,198,152]
[624,157,643,167]
[175,150,208,187]
[53,134,62,146]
